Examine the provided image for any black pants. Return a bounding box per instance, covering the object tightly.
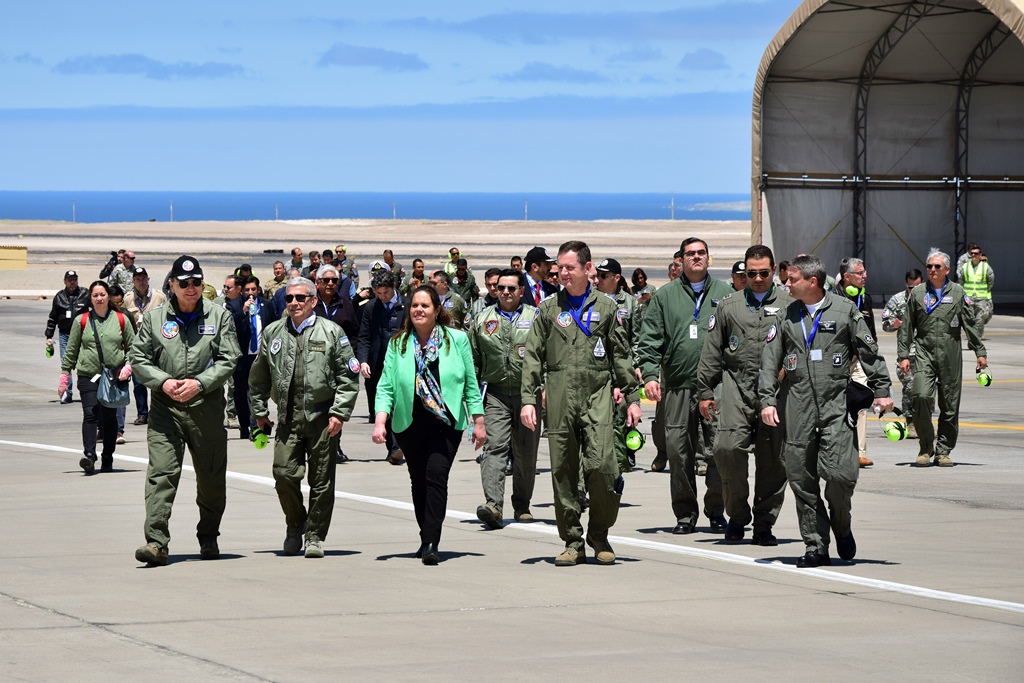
[396,416,463,546]
[233,354,256,436]
[79,375,118,465]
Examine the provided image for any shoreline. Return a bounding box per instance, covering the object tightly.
[0,217,752,294]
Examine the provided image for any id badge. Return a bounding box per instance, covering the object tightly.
[810,349,822,362]
[689,324,698,339]
[66,310,72,319]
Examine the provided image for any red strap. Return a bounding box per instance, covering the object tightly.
[80,311,125,332]
[80,312,88,330]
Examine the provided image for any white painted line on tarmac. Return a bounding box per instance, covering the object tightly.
[5,438,1023,616]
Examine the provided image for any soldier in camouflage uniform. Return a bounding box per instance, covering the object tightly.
[881,268,923,437]
[430,270,470,330]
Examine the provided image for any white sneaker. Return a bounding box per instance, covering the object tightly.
[304,539,324,559]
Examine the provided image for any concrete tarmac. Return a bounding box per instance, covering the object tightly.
[2,298,1023,681]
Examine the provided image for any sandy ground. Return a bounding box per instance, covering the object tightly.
[0,218,751,293]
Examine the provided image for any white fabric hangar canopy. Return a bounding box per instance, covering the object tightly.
[752,0,1024,302]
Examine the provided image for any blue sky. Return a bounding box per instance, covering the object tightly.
[0,1,799,193]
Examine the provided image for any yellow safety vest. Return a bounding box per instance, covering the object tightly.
[962,261,991,300]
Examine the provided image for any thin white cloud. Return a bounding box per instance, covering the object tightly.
[497,62,607,83]
[677,48,729,71]
[317,43,428,71]
[54,54,246,80]
[607,46,664,64]
[14,53,44,66]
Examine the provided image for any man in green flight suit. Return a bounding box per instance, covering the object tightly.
[698,244,791,545]
[637,237,733,535]
[760,254,892,568]
[521,241,641,566]
[898,248,988,467]
[249,277,361,558]
[131,255,240,566]
[430,271,469,330]
[469,269,541,529]
[594,257,641,473]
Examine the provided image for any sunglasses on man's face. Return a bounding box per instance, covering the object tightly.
[319,277,338,283]
[495,285,519,292]
[926,264,944,270]
[180,278,203,289]
[285,294,309,303]
[745,269,771,279]
[969,251,981,256]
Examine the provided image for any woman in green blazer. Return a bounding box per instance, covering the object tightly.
[59,281,135,474]
[373,285,486,565]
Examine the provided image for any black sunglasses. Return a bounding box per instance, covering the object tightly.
[319,277,338,283]
[745,269,771,279]
[925,264,944,270]
[597,272,616,279]
[495,284,519,292]
[179,278,203,288]
[285,294,310,303]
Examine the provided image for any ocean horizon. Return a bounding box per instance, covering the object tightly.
[0,191,750,224]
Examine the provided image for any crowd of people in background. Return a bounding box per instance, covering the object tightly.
[44,239,994,568]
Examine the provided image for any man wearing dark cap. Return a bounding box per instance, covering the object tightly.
[123,266,166,424]
[523,246,558,307]
[130,255,240,566]
[45,270,90,404]
[730,260,747,292]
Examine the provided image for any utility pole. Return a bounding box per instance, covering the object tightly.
[169,199,174,223]
[275,202,279,221]
[393,202,397,219]
[72,200,76,224]
[670,193,675,220]
[524,198,528,221]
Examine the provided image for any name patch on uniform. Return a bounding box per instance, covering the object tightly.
[784,354,797,371]
[485,320,499,336]
[199,325,215,335]
[819,321,837,332]
[833,352,843,367]
[593,338,606,358]
[270,338,282,355]
[764,307,779,317]
[942,296,953,303]
[589,311,601,323]
[443,300,453,309]
[766,324,777,342]
[348,357,361,374]
[517,344,526,359]
[728,335,739,351]
[707,314,716,331]
[557,312,572,327]
[161,321,179,339]
[309,341,326,352]
[516,320,532,329]
[616,309,628,326]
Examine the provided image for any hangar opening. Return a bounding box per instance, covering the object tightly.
[752,0,1024,302]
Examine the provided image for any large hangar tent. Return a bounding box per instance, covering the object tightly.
[752,0,1024,302]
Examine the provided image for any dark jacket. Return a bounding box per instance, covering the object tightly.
[227,296,277,358]
[45,286,90,337]
[314,282,358,341]
[522,278,558,308]
[836,286,876,337]
[357,295,408,372]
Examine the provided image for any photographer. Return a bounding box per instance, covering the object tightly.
[99,250,124,280]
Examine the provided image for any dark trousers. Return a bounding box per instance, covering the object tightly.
[233,355,256,436]
[79,375,118,465]
[132,373,149,418]
[396,416,463,546]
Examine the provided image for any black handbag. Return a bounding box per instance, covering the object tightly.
[90,313,131,408]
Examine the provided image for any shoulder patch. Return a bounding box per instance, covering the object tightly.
[348,357,361,374]
[270,338,282,355]
[863,333,874,345]
[339,336,350,346]
[766,324,777,342]
[708,314,716,331]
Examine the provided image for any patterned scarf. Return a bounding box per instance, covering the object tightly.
[414,326,450,426]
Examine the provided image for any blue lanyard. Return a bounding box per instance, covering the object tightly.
[925,282,945,314]
[175,310,199,330]
[800,307,824,351]
[498,306,520,324]
[567,292,595,337]
[691,279,709,323]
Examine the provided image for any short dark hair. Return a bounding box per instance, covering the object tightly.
[498,268,525,287]
[371,270,396,290]
[226,275,245,288]
[383,249,394,257]
[966,242,980,251]
[905,268,923,282]
[456,257,468,268]
[558,240,591,265]
[107,283,124,298]
[744,244,775,267]
[679,237,709,255]
[431,271,450,285]
[412,258,424,268]
[510,255,522,265]
[244,276,261,288]
[777,260,789,271]
[484,267,503,281]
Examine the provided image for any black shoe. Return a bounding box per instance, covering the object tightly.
[421,543,439,565]
[60,392,73,405]
[79,455,96,475]
[724,522,745,541]
[650,454,667,472]
[708,516,728,533]
[751,531,778,546]
[796,551,831,568]
[503,461,513,476]
[199,539,220,560]
[336,450,349,464]
[240,430,250,440]
[836,533,857,561]
[415,543,425,559]
[672,522,694,535]
[577,491,589,512]
[133,415,148,425]
[100,457,113,473]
